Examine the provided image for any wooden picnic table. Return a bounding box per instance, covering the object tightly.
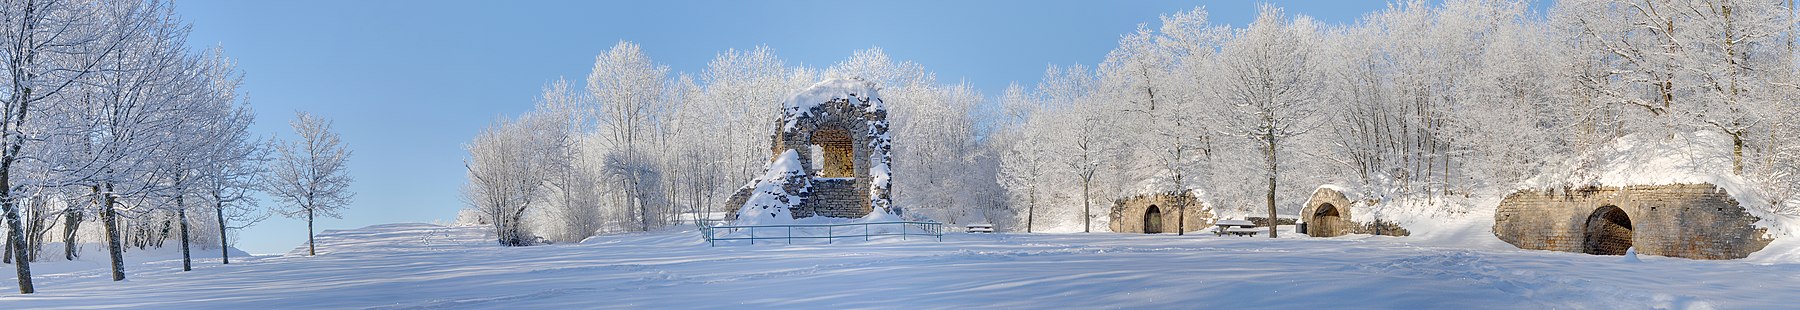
[1213,220,1260,236]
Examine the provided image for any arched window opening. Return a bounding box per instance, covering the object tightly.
[1145,205,1163,234]
[811,127,854,178]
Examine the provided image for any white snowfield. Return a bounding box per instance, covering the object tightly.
[2,223,1797,309]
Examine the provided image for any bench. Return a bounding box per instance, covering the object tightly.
[966,224,994,233]
[1213,220,1258,236]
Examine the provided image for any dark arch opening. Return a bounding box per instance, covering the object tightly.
[811,127,854,178]
[1144,205,1163,234]
[1583,205,1634,255]
[1310,203,1341,237]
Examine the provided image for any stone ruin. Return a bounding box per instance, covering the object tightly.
[1299,186,1410,237]
[1493,184,1772,260]
[725,78,895,222]
[1109,191,1214,234]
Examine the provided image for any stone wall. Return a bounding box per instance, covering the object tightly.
[1298,187,1410,237]
[1247,217,1297,227]
[1109,191,1213,234]
[1493,183,1772,260]
[796,178,871,218]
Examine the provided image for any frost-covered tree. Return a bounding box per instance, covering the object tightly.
[587,41,673,231]
[182,48,265,266]
[266,112,354,256]
[463,112,558,245]
[1215,6,1325,238]
[1097,9,1226,234]
[0,0,147,293]
[995,83,1048,232]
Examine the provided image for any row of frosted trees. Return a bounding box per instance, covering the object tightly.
[462,43,1002,245]
[0,0,354,294]
[994,0,1800,234]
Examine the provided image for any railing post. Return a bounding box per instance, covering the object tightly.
[828,226,833,244]
[750,227,756,245]
[902,223,908,240]
[865,223,870,241]
[787,226,793,245]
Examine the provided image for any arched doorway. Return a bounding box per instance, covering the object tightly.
[811,127,855,178]
[1144,205,1163,234]
[1583,205,1633,255]
[1310,203,1341,236]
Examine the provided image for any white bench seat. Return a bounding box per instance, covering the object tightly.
[966,224,995,233]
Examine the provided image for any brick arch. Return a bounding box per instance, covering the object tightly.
[1144,205,1163,234]
[779,100,875,180]
[1582,205,1634,255]
[1309,203,1343,237]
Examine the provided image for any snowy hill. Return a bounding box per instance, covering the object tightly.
[1,223,1797,308]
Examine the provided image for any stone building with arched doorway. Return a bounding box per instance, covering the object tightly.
[1299,186,1409,237]
[725,78,896,222]
[1109,191,1214,234]
[1493,184,1773,259]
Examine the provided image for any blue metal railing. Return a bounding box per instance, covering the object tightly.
[698,221,943,246]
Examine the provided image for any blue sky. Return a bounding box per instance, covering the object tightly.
[175,0,1532,253]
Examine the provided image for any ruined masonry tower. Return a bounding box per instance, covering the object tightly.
[725,78,895,221]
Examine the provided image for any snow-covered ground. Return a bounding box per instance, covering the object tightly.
[1,223,1796,309]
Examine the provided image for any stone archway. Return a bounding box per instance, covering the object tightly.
[1310,203,1341,236]
[811,127,855,178]
[1583,205,1634,255]
[1144,205,1163,234]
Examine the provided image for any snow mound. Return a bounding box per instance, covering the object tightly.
[732,150,809,226]
[1524,131,1746,192]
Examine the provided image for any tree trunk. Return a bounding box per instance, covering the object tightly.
[0,192,26,294]
[307,208,316,256]
[1177,199,1186,236]
[1175,170,1185,236]
[216,200,230,264]
[63,192,84,260]
[1266,133,1280,239]
[1026,186,1035,233]
[177,196,191,272]
[0,136,33,293]
[637,180,650,232]
[1732,132,1745,175]
[102,189,125,281]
